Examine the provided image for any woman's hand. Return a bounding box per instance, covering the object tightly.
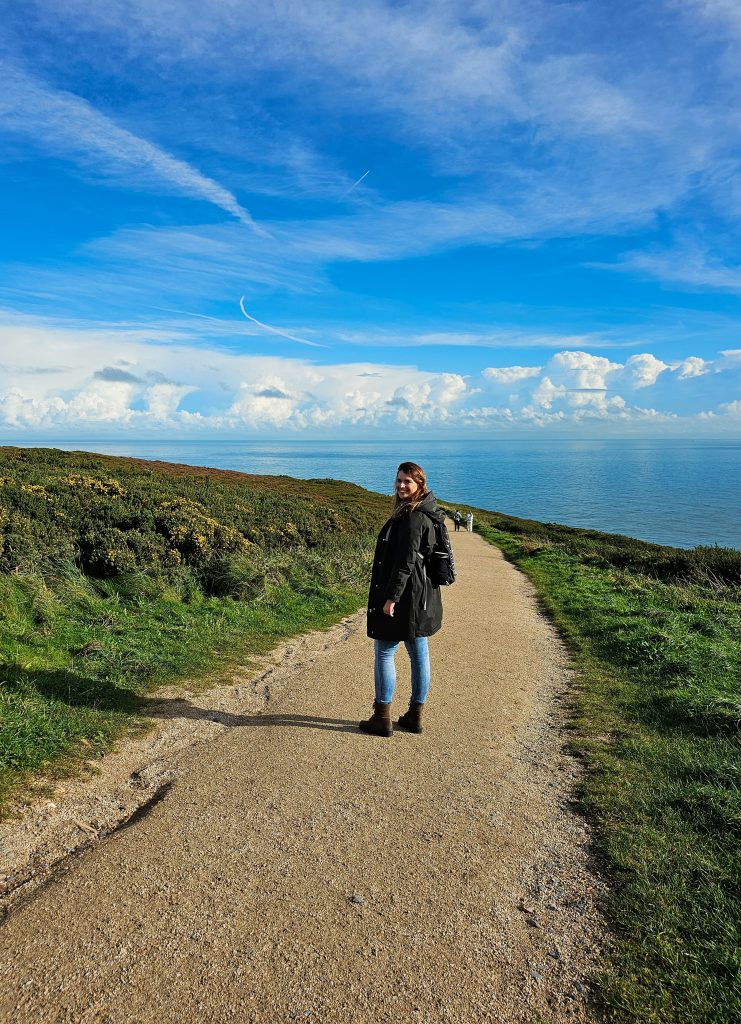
[383,600,396,617]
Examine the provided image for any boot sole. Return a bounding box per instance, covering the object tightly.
[358,723,393,737]
[396,721,423,733]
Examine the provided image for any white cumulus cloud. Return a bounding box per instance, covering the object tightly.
[674,356,708,379]
[483,365,542,384]
[544,351,622,390]
[621,353,670,389]
[0,315,739,435]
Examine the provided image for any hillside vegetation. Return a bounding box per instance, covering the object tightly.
[0,446,390,810]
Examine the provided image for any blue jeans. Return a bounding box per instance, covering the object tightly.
[374,636,430,705]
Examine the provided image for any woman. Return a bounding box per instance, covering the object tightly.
[359,461,445,738]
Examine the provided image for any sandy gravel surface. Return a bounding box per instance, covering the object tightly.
[0,531,608,1023]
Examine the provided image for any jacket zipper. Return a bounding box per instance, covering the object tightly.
[418,551,427,611]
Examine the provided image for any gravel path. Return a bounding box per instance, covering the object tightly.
[0,531,608,1023]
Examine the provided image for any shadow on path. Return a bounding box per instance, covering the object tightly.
[144,700,361,734]
[3,665,362,735]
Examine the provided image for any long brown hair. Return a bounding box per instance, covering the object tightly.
[392,461,428,516]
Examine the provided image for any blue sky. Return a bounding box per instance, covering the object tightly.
[1,0,740,437]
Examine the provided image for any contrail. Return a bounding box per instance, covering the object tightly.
[342,170,370,197]
[239,296,324,348]
[151,306,226,322]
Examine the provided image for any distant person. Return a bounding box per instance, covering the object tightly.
[360,461,445,737]
[453,510,462,532]
[466,511,473,533]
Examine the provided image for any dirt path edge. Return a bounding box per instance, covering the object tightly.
[0,611,364,916]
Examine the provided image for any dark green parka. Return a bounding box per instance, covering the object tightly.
[366,491,445,642]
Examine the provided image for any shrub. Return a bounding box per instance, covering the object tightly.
[689,546,741,586]
[199,553,267,600]
[0,446,389,594]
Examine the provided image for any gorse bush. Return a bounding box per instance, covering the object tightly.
[472,509,741,585]
[0,447,389,592]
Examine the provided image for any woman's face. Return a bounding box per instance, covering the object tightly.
[395,471,420,501]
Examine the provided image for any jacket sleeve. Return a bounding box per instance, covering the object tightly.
[385,513,424,603]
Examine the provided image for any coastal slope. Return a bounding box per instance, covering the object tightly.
[0,530,606,1024]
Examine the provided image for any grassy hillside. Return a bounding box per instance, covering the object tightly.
[2,447,738,1022]
[467,508,740,1024]
[0,446,390,811]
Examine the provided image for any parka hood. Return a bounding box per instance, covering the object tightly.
[417,490,446,523]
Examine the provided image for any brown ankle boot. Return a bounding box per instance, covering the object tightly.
[358,700,393,737]
[397,700,424,733]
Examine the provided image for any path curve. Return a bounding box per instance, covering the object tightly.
[0,531,607,1023]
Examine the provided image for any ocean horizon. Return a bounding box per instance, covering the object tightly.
[4,437,740,551]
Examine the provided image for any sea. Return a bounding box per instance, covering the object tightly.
[11,438,741,551]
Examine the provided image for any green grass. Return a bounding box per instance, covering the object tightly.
[476,521,740,1024]
[0,447,386,813]
[0,542,372,811]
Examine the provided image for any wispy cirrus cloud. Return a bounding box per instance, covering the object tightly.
[598,242,741,293]
[10,2,695,141]
[0,194,696,326]
[338,328,625,350]
[680,0,741,40]
[0,63,262,231]
[3,2,740,323]
[9,1,737,227]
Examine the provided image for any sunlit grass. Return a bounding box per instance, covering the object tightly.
[477,521,740,1024]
